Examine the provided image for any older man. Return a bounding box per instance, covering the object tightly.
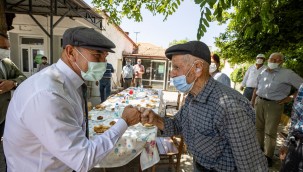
[251,52,303,167]
[3,27,141,171]
[133,58,144,87]
[141,41,267,171]
[0,33,27,170]
[240,54,267,101]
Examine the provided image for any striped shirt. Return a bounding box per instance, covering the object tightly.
[163,78,268,171]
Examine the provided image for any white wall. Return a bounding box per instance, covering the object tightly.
[8,13,135,96]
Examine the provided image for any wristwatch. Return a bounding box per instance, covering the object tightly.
[14,81,18,88]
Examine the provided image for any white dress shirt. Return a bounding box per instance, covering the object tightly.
[3,59,128,172]
[241,64,267,88]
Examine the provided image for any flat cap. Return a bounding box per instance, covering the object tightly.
[165,41,211,64]
[256,54,265,58]
[62,26,116,53]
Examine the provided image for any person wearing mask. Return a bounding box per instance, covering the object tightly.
[133,59,144,87]
[0,33,27,170]
[240,54,267,101]
[3,26,141,171]
[140,41,268,171]
[97,61,114,103]
[37,56,50,72]
[209,53,231,87]
[122,58,134,89]
[279,83,303,172]
[251,52,303,167]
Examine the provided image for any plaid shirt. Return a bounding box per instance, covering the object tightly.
[163,78,268,172]
[285,83,303,146]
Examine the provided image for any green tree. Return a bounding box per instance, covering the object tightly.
[91,0,286,40]
[169,38,189,46]
[215,0,303,76]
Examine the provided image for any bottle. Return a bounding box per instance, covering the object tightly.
[140,84,144,92]
[125,94,129,104]
[114,103,119,117]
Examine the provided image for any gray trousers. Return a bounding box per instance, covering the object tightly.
[255,97,284,158]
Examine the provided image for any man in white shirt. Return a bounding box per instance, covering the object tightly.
[3,26,141,172]
[240,54,267,101]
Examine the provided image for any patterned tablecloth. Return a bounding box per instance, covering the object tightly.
[89,88,161,170]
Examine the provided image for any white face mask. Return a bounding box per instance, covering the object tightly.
[209,63,217,73]
[256,59,264,64]
[268,62,279,69]
[0,48,10,60]
[74,48,107,81]
[138,61,141,65]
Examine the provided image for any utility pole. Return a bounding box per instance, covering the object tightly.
[134,31,140,44]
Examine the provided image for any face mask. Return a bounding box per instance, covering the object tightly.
[209,63,217,73]
[138,62,141,65]
[0,48,10,60]
[173,62,197,93]
[126,62,131,65]
[256,59,263,64]
[268,62,279,69]
[74,48,107,81]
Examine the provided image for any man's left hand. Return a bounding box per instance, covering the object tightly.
[277,96,293,105]
[0,80,15,94]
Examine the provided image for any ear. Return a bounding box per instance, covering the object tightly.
[65,45,77,62]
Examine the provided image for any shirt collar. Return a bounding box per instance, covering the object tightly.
[56,59,84,90]
[190,77,216,103]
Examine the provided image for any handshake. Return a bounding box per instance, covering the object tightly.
[121,105,163,130]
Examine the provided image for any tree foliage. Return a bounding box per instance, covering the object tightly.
[215,0,303,77]
[169,38,189,46]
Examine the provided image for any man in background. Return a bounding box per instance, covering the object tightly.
[122,58,133,89]
[37,56,50,72]
[133,59,144,87]
[280,83,303,172]
[97,61,114,103]
[0,32,27,170]
[251,52,303,167]
[240,54,267,101]
[209,54,231,87]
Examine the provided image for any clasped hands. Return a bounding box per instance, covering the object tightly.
[121,105,158,127]
[0,79,15,94]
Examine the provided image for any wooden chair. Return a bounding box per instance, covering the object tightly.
[153,135,184,172]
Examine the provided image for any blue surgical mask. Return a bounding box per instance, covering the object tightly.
[74,48,107,81]
[173,63,197,93]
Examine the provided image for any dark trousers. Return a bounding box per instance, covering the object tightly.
[123,78,132,89]
[280,137,303,172]
[1,121,7,171]
[99,78,111,103]
[243,87,255,101]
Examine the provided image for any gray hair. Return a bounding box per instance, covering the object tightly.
[270,52,284,61]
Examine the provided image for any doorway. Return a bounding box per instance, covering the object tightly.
[20,37,45,77]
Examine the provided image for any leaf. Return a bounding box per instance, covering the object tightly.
[203,18,210,27]
[195,0,203,4]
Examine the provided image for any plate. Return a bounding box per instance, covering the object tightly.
[143,123,155,128]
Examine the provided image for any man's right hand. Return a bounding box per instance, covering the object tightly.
[121,105,141,126]
[140,107,164,130]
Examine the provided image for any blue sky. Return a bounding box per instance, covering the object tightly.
[84,0,227,50]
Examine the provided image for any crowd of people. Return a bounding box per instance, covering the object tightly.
[1,26,303,171]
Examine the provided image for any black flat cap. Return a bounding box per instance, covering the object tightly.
[62,26,116,53]
[165,41,211,64]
